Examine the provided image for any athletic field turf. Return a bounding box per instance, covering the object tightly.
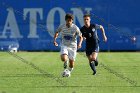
[0,52,140,93]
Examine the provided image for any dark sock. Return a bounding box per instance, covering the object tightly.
[89,61,96,74]
[95,59,98,66]
[63,61,68,69]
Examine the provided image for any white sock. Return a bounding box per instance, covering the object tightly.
[68,67,73,72]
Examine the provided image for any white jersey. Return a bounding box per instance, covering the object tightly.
[56,23,82,48]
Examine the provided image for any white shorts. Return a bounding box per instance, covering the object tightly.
[60,46,77,61]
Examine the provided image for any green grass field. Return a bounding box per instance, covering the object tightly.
[0,52,140,93]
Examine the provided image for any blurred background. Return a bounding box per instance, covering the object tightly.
[0,0,140,51]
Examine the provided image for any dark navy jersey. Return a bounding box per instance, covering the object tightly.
[80,24,100,48]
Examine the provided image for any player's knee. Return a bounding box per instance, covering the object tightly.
[61,57,67,62]
[61,58,67,62]
[91,57,96,61]
[61,55,68,62]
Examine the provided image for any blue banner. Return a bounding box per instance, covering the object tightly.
[0,0,140,51]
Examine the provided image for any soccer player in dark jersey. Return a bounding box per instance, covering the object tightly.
[80,14,107,75]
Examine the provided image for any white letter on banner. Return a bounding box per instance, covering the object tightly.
[24,8,43,38]
[0,8,23,38]
[47,7,65,37]
[71,8,92,27]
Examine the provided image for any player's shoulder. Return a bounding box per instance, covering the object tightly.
[58,24,65,28]
[91,24,101,29]
[80,25,86,30]
[72,23,78,28]
[71,24,80,30]
[90,24,96,28]
[56,24,66,32]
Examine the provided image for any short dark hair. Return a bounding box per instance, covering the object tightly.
[83,14,91,18]
[65,13,74,20]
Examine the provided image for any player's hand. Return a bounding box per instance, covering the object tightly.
[53,41,58,46]
[103,36,107,42]
[83,37,86,40]
[77,44,82,49]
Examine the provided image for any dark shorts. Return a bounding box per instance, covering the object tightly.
[86,46,99,56]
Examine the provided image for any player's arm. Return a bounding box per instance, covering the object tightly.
[77,27,83,49]
[53,25,62,46]
[83,37,86,40]
[53,32,59,46]
[99,25,107,42]
[80,28,86,40]
[78,35,83,49]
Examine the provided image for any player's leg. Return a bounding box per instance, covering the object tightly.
[69,59,74,72]
[86,47,99,75]
[61,54,68,69]
[68,47,77,72]
[94,46,99,66]
[87,54,97,75]
[89,47,99,75]
[91,52,98,66]
[95,57,98,66]
[60,46,68,69]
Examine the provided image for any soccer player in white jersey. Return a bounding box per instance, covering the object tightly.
[53,13,83,74]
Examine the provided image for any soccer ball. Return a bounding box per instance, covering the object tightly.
[9,47,18,53]
[61,69,71,77]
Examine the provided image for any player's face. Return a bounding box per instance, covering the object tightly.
[84,16,91,26]
[66,18,73,27]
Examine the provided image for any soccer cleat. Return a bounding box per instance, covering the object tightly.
[93,71,96,75]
